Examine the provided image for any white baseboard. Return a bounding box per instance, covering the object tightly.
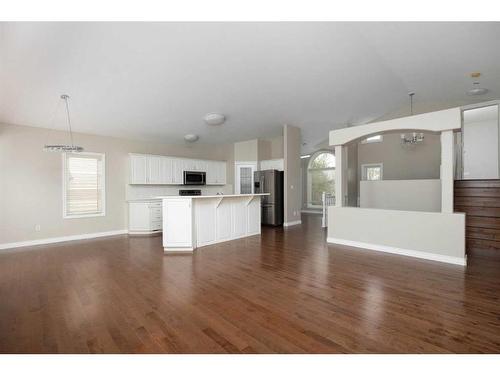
[326,237,467,266]
[0,229,129,251]
[283,220,302,227]
[301,210,322,215]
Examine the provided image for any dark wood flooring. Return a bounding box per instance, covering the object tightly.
[1,214,500,353]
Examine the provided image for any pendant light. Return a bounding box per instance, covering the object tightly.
[467,72,488,96]
[44,94,84,152]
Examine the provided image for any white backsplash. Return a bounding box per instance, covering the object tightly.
[126,184,234,200]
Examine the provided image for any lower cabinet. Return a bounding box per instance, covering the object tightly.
[128,201,162,234]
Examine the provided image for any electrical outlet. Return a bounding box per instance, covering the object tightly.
[293,211,297,216]
[35,224,41,232]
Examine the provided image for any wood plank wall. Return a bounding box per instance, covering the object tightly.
[455,180,500,251]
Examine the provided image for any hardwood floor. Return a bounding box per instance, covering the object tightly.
[1,213,500,353]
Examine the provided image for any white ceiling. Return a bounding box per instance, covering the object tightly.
[1,22,499,153]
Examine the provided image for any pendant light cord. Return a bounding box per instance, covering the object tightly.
[409,92,415,116]
[62,95,74,147]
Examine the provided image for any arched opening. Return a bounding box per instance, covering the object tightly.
[307,151,335,208]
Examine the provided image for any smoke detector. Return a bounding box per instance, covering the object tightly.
[204,113,226,126]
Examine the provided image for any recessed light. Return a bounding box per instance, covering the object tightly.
[204,113,225,126]
[184,134,199,142]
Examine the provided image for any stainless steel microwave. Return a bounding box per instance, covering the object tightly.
[183,171,206,185]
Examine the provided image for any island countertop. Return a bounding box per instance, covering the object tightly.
[156,193,269,199]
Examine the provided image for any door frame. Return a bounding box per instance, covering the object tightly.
[235,162,258,194]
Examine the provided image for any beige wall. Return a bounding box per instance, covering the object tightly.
[327,207,466,265]
[357,132,441,180]
[235,136,283,163]
[283,125,301,223]
[234,139,258,162]
[0,122,234,245]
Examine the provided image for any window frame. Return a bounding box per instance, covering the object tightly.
[62,151,106,219]
[307,151,336,209]
[361,135,383,144]
[361,163,384,181]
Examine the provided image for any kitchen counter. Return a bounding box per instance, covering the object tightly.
[158,193,268,252]
[155,193,269,199]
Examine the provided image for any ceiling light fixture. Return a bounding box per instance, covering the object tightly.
[184,134,199,143]
[44,94,84,152]
[204,113,225,126]
[467,72,488,96]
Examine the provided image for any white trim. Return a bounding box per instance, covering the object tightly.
[234,161,257,194]
[0,229,128,251]
[360,135,383,144]
[301,209,322,214]
[128,230,162,236]
[63,152,106,219]
[326,237,467,266]
[283,220,302,227]
[164,247,194,253]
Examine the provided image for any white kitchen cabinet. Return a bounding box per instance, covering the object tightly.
[147,156,163,184]
[162,198,194,250]
[160,157,173,184]
[171,158,184,184]
[206,160,227,185]
[130,154,148,184]
[129,154,226,186]
[128,201,162,234]
[205,161,217,184]
[216,161,227,185]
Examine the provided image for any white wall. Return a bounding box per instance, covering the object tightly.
[0,122,234,246]
[360,179,441,212]
[327,207,466,265]
[463,105,499,179]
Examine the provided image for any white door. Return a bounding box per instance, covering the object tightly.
[235,163,256,194]
[130,154,148,184]
[463,105,499,179]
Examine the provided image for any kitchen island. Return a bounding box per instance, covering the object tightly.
[157,194,269,252]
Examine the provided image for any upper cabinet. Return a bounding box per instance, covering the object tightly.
[129,153,226,185]
[130,154,148,184]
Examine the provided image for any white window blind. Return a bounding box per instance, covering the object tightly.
[63,152,105,218]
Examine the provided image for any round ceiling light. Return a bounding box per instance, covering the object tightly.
[467,73,488,96]
[204,113,225,126]
[467,86,489,96]
[184,134,199,142]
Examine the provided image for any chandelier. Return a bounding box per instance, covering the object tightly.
[44,94,84,152]
[401,132,424,145]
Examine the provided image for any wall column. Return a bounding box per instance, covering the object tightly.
[440,130,454,213]
[335,145,344,207]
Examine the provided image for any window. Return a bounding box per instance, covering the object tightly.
[63,152,105,218]
[361,163,383,181]
[361,135,383,144]
[307,151,335,208]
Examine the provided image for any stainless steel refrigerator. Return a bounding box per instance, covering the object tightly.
[254,169,284,226]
